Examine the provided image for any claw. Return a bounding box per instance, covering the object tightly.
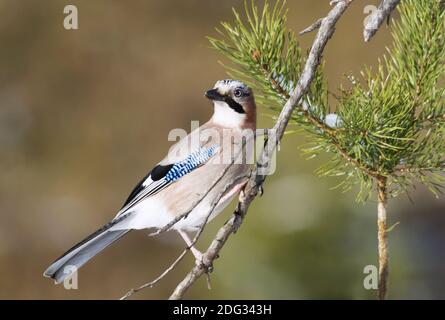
[239,189,247,202]
[258,185,264,197]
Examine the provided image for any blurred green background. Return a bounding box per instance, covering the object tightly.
[1,0,445,299]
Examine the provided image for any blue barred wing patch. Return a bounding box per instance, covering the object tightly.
[117,145,219,216]
[164,145,219,183]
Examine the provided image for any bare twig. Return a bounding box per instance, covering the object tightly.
[120,250,188,300]
[300,18,323,35]
[364,0,401,42]
[192,174,251,247]
[120,177,248,300]
[168,0,355,300]
[120,139,250,299]
[147,162,237,237]
[148,133,257,237]
[377,177,389,300]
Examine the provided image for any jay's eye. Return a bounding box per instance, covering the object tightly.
[234,89,243,98]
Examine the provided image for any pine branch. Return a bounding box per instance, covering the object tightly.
[256,33,383,179]
[207,0,445,300]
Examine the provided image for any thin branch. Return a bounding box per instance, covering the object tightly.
[120,138,250,299]
[419,113,445,128]
[363,0,401,42]
[299,18,323,35]
[259,58,383,179]
[120,250,188,300]
[120,175,249,300]
[393,164,445,174]
[120,176,250,300]
[147,162,237,237]
[114,160,230,235]
[192,174,251,248]
[147,133,258,237]
[377,177,389,300]
[168,0,355,300]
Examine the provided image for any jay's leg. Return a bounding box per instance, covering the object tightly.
[176,180,248,265]
[177,229,203,264]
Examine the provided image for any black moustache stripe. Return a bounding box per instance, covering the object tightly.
[224,97,245,114]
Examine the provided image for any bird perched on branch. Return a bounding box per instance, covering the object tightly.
[44,79,257,284]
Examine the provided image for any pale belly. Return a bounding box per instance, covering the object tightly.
[110,181,244,232]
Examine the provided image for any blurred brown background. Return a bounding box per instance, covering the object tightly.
[1,0,445,299]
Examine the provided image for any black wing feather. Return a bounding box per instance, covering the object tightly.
[122,164,174,208]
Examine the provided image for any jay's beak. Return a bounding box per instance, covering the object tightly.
[205,89,225,101]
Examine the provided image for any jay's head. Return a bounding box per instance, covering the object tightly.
[205,79,256,129]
